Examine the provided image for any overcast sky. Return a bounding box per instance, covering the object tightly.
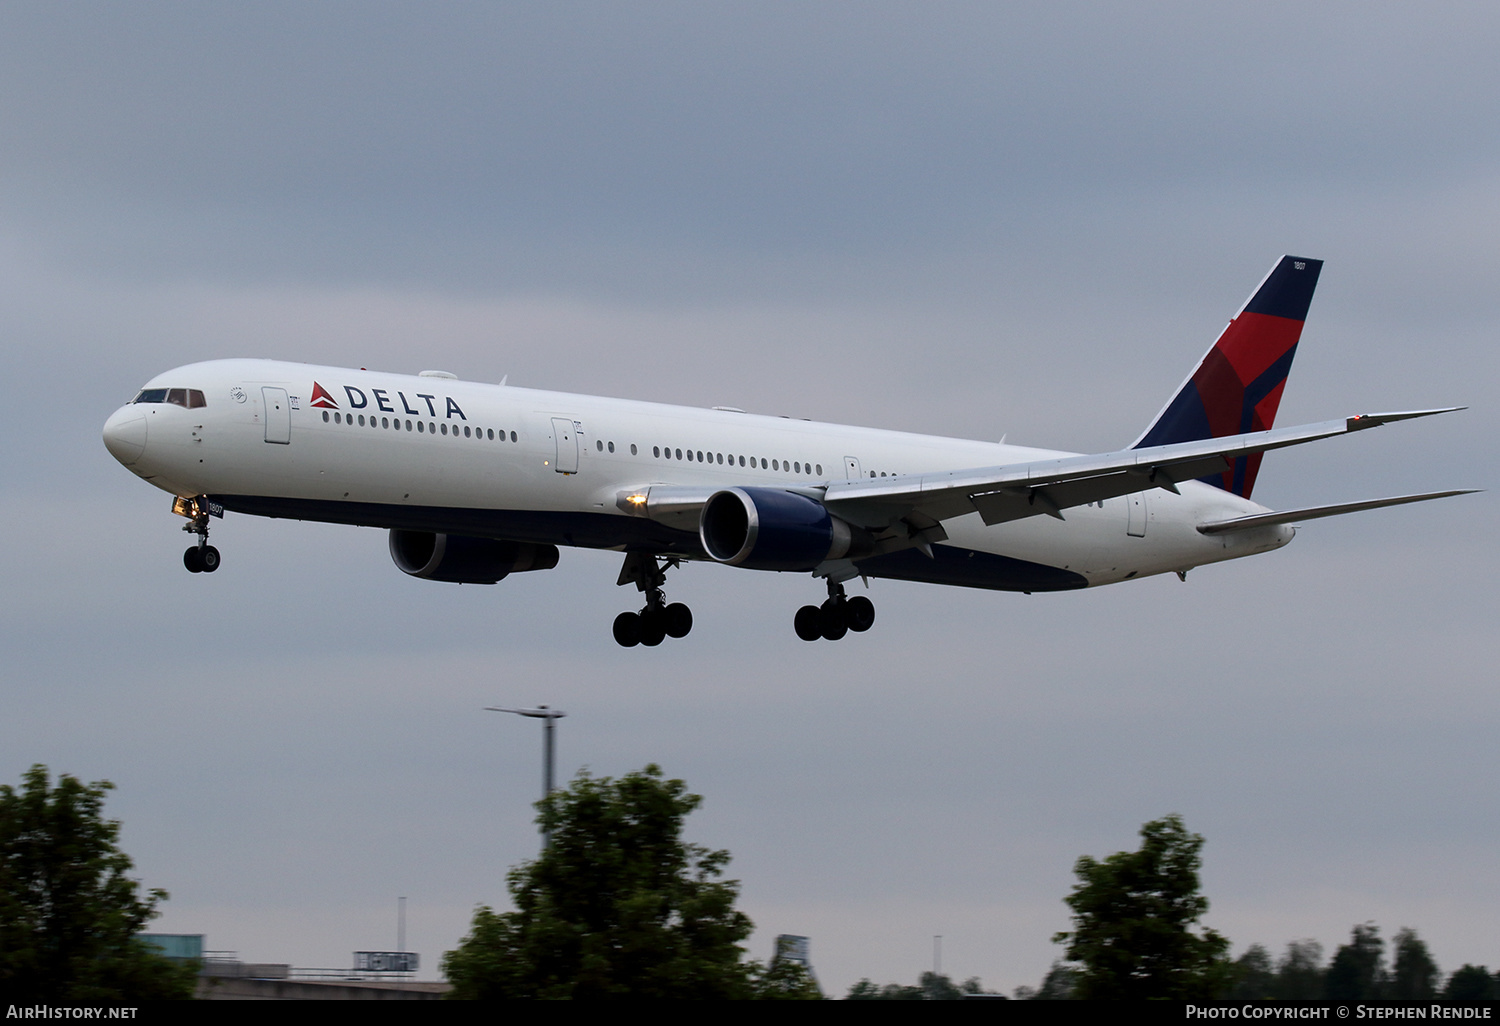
[2,2,1497,995]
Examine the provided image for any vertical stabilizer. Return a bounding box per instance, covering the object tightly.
[1132,255,1323,498]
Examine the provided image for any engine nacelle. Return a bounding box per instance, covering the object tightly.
[699,487,860,571]
[389,531,560,584]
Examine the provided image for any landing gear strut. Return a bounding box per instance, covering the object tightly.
[175,496,221,574]
[613,553,692,647]
[795,580,874,642]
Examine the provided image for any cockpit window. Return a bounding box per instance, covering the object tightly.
[134,388,206,408]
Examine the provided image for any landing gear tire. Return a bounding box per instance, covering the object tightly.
[796,581,876,641]
[794,605,823,642]
[845,595,875,632]
[612,611,642,648]
[820,598,849,641]
[199,545,221,573]
[638,608,667,647]
[183,547,203,573]
[664,602,693,639]
[614,553,693,647]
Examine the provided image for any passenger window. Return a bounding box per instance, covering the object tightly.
[608,441,615,453]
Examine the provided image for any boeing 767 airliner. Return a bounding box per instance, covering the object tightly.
[102,256,1471,646]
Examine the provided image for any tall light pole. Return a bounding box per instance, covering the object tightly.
[486,705,567,849]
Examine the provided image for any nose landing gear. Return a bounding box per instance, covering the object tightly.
[795,580,875,641]
[174,495,221,574]
[613,553,692,647]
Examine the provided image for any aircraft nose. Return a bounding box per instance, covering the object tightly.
[102,405,147,465]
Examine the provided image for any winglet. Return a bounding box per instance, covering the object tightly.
[1133,255,1323,499]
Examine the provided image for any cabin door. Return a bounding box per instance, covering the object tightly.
[262,387,291,444]
[551,417,579,474]
[1126,492,1147,537]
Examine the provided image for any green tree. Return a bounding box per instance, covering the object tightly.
[443,765,802,999]
[1033,960,1080,999]
[843,979,924,1000]
[919,971,963,1000]
[844,972,987,1000]
[1052,814,1232,999]
[1228,943,1275,999]
[1443,964,1496,1001]
[1389,927,1439,1000]
[1271,939,1325,1000]
[0,765,196,1001]
[1325,923,1385,1001]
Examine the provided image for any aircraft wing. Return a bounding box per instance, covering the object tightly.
[819,408,1462,530]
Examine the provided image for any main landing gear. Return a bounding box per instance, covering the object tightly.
[175,496,221,574]
[613,553,693,648]
[795,580,875,642]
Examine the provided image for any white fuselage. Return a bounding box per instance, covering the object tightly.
[102,359,1292,592]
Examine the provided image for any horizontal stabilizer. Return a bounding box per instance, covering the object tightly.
[1196,489,1478,535]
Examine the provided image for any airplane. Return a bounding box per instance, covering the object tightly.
[102,255,1472,647]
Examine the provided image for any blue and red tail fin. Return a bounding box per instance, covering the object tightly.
[1132,255,1323,498]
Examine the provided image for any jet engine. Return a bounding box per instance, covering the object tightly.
[389,530,559,584]
[699,487,864,571]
